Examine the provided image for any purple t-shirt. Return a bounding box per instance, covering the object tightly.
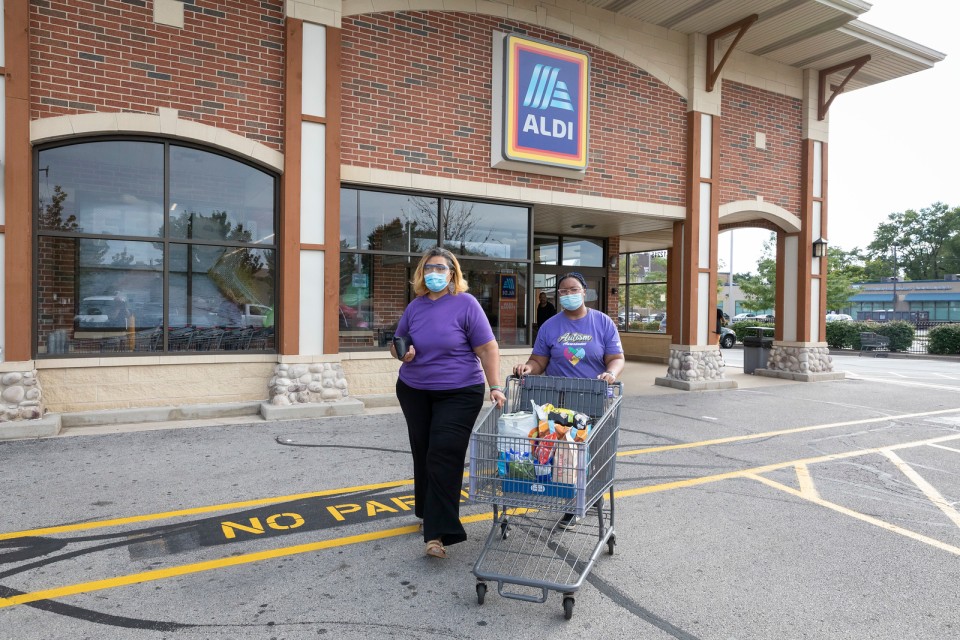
[533,309,623,379]
[396,293,496,390]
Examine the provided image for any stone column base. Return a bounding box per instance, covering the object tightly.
[0,414,62,440]
[0,370,47,421]
[654,345,737,391]
[755,343,845,382]
[263,362,363,420]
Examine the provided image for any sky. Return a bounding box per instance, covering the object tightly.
[723,0,959,275]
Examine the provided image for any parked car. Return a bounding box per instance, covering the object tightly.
[719,326,736,349]
[658,315,667,332]
[617,312,642,326]
[75,296,130,330]
[732,313,757,322]
[826,313,853,322]
[753,313,776,323]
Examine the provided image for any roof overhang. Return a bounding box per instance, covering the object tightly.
[582,0,944,92]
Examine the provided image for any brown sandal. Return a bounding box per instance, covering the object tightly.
[425,539,447,559]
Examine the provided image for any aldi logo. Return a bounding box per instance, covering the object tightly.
[503,35,589,170]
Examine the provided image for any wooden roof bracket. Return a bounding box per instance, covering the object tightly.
[817,54,871,120]
[706,14,759,92]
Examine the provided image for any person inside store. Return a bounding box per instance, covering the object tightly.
[391,247,507,559]
[535,290,557,334]
[512,271,625,529]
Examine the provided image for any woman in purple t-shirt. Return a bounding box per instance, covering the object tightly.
[392,247,506,559]
[512,272,625,529]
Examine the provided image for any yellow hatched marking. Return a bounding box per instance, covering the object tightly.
[795,464,819,500]
[881,449,960,530]
[4,433,960,610]
[746,473,960,557]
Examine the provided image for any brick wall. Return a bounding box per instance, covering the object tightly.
[719,80,803,214]
[341,12,688,205]
[30,0,285,150]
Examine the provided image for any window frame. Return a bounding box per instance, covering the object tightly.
[339,184,534,351]
[617,250,668,333]
[33,135,281,358]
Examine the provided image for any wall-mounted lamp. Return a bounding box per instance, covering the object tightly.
[607,255,618,269]
[812,237,828,258]
[610,287,619,296]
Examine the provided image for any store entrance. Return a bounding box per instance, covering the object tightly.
[531,234,608,340]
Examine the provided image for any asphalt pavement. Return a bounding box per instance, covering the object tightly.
[2,356,959,639]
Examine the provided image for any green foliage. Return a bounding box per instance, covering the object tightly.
[825,321,860,349]
[867,202,960,280]
[733,234,777,311]
[730,320,773,342]
[628,321,661,332]
[928,324,960,355]
[873,321,914,352]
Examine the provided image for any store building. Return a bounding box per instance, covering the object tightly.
[0,0,944,432]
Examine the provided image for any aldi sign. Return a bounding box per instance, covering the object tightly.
[502,35,589,171]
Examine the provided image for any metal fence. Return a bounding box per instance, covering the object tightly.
[862,320,953,355]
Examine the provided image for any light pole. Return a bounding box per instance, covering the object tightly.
[890,244,898,320]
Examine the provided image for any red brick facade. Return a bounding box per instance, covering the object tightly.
[341,12,689,206]
[718,80,803,215]
[30,0,285,151]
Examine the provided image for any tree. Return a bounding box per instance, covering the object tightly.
[867,202,960,280]
[733,234,776,312]
[825,246,857,312]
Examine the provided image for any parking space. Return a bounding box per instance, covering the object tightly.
[2,375,960,638]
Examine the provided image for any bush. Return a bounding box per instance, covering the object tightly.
[874,321,914,352]
[825,321,859,349]
[731,320,773,342]
[928,324,960,354]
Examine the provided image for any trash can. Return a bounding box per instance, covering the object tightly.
[742,334,773,374]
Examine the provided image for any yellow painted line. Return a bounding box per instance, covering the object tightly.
[746,473,960,557]
[881,449,960,530]
[616,406,960,457]
[613,432,960,500]
[0,478,414,541]
[4,433,960,610]
[795,464,819,500]
[5,407,960,542]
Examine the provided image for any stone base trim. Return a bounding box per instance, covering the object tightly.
[0,414,62,440]
[0,370,46,421]
[664,346,727,383]
[654,376,737,391]
[766,345,834,374]
[260,398,364,420]
[268,363,349,405]
[754,369,846,382]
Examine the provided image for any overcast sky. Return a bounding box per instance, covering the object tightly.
[724,0,958,275]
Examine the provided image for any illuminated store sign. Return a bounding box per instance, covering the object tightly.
[502,35,589,171]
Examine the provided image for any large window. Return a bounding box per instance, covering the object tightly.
[35,139,277,356]
[339,187,530,350]
[618,251,668,331]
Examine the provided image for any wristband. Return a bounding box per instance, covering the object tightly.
[490,385,504,391]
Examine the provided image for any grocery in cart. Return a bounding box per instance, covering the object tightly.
[468,375,623,619]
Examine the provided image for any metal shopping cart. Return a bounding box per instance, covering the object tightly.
[468,375,623,619]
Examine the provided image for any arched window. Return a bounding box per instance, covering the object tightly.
[35,138,278,356]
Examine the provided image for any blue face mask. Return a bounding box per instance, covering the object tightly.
[559,294,584,311]
[424,272,449,293]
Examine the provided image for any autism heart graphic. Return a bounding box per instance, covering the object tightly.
[564,346,586,365]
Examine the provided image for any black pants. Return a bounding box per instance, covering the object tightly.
[396,379,485,546]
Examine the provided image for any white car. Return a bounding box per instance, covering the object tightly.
[732,313,757,322]
[74,296,129,329]
[826,313,853,322]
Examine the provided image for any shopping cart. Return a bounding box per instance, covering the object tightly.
[468,375,623,619]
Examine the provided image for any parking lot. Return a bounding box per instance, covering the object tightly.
[2,365,959,639]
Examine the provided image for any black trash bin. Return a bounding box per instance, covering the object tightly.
[742,334,773,374]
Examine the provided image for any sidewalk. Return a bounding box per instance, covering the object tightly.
[49,358,793,438]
